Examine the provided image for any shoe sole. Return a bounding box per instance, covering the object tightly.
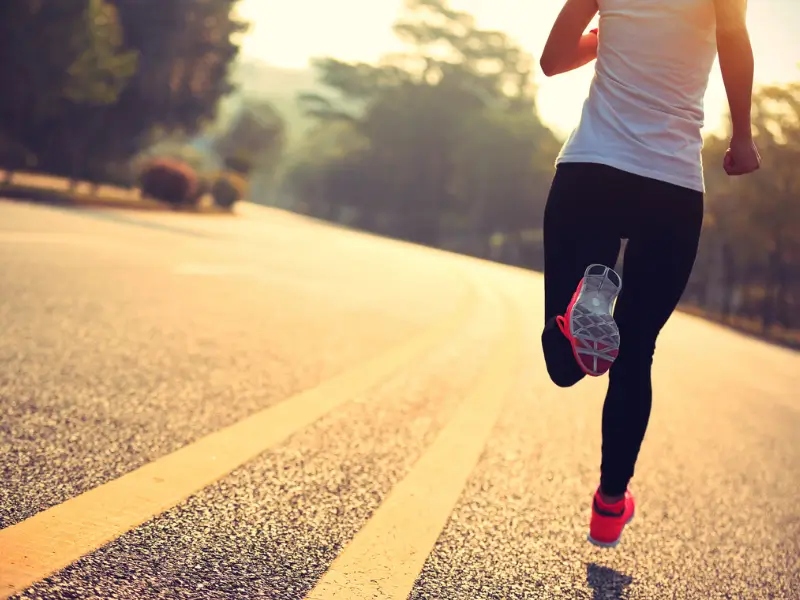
[587,511,635,548]
[565,264,622,377]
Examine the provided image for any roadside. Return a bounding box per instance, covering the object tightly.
[2,170,796,353]
[679,303,800,351]
[0,170,233,215]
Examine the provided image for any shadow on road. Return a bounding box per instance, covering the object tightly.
[66,207,220,239]
[586,563,633,599]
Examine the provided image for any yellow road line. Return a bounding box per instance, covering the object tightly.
[305,287,522,600]
[0,281,477,600]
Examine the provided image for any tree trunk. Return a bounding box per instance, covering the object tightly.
[720,241,737,319]
[762,244,782,330]
[774,240,791,329]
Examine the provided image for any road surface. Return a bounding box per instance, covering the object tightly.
[0,198,797,600]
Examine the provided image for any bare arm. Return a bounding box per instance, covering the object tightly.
[715,0,754,140]
[540,0,599,77]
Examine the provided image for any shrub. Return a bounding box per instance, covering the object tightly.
[138,157,198,206]
[211,171,248,209]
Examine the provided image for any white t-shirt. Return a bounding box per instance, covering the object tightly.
[556,0,718,192]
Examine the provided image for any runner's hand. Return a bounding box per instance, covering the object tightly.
[723,136,761,176]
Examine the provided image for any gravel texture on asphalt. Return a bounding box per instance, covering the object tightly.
[0,201,468,527]
[13,274,503,600]
[3,200,798,600]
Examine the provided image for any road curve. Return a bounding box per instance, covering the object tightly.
[0,198,797,600]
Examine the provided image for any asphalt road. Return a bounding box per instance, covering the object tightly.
[0,198,797,600]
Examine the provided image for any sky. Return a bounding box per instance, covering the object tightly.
[236,0,800,138]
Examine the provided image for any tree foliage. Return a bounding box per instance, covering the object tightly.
[283,0,558,253]
[212,100,287,176]
[0,0,247,182]
[0,0,135,170]
[62,0,138,105]
[689,82,800,332]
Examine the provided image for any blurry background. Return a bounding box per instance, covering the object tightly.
[1,0,798,343]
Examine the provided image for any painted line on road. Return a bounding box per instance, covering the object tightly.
[0,275,478,600]
[305,285,522,600]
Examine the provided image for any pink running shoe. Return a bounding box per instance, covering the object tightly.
[588,488,636,548]
[556,264,622,377]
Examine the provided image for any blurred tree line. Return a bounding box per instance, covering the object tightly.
[276,0,799,338]
[0,0,251,185]
[279,0,560,264]
[687,82,800,336]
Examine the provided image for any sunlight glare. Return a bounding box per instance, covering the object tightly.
[236,0,800,138]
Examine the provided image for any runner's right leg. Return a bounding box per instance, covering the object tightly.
[598,175,704,499]
[589,168,703,548]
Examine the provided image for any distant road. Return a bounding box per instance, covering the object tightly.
[1,198,797,600]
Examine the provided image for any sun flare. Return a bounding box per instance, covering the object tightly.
[237,0,800,138]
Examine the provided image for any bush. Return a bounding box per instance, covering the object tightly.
[211,171,248,209]
[138,158,198,206]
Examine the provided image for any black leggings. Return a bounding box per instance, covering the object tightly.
[541,162,704,496]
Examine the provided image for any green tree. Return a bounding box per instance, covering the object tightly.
[0,0,136,180]
[63,0,138,105]
[83,0,248,180]
[0,0,247,184]
[213,100,287,176]
[450,109,558,260]
[108,0,247,134]
[284,0,559,256]
[692,80,800,333]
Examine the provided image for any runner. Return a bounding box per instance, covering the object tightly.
[539,0,761,547]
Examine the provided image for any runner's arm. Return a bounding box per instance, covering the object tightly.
[715,0,754,140]
[540,0,599,77]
